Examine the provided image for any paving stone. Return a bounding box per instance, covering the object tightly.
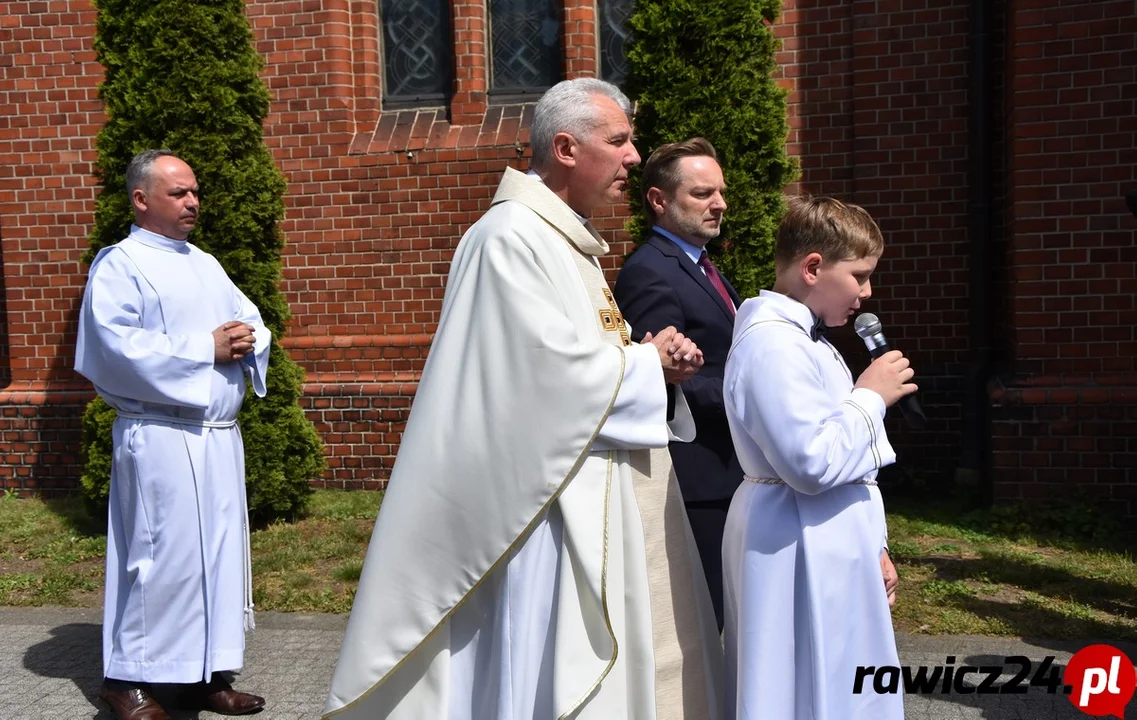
[1,607,1134,718]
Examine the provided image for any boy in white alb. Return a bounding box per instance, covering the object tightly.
[722,197,915,719]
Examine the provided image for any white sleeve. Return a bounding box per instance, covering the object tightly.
[726,332,895,494]
[74,250,214,408]
[591,342,671,451]
[234,283,271,398]
[667,387,696,442]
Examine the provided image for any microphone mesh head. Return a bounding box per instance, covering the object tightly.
[854,313,881,338]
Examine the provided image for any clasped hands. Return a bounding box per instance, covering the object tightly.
[212,320,256,363]
[641,326,704,384]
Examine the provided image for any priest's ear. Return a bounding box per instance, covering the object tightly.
[551,132,579,168]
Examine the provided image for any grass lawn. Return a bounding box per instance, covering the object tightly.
[886,493,1137,641]
[0,488,1133,640]
[249,489,381,613]
[0,489,382,614]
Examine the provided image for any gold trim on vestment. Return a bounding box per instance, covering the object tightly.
[554,240,637,717]
[558,450,618,719]
[326,172,636,718]
[323,349,628,720]
[599,287,632,346]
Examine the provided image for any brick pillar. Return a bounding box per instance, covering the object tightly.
[564,0,599,78]
[348,0,382,133]
[450,0,489,124]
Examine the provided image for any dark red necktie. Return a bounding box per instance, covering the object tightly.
[698,252,736,316]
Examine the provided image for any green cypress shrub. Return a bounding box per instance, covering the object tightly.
[81,0,325,523]
[623,0,798,296]
[79,398,117,517]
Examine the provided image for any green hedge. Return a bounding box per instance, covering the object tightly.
[624,0,798,296]
[82,0,325,523]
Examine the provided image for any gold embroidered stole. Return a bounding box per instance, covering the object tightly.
[566,245,717,720]
[485,167,718,717]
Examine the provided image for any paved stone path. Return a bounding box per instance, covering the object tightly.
[1,606,1132,718]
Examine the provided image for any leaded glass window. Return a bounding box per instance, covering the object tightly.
[599,0,633,85]
[489,0,562,95]
[381,0,452,103]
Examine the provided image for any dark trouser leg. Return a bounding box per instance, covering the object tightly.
[684,498,733,632]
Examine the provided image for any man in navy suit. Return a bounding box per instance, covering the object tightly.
[615,137,742,630]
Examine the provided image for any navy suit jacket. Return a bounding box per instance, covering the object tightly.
[614,233,744,503]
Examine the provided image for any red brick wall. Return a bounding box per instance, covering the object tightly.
[0,1,102,490]
[2,0,1135,516]
[990,0,1137,517]
[248,0,632,487]
[0,0,633,492]
[778,0,855,197]
[779,0,972,471]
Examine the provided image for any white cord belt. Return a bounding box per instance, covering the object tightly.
[744,475,878,487]
[116,409,252,627]
[116,411,238,429]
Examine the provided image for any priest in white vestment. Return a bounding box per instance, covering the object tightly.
[75,150,270,719]
[722,197,912,720]
[325,79,723,720]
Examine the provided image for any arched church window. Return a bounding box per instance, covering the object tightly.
[380,0,453,104]
[599,0,633,85]
[489,0,563,95]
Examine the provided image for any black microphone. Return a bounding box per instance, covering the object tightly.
[853,313,927,429]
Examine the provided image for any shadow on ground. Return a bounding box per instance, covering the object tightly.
[22,621,231,719]
[23,621,107,717]
[902,552,1137,641]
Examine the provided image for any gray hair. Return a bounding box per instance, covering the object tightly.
[126,148,177,196]
[531,79,633,170]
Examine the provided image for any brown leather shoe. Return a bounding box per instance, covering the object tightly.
[99,680,172,720]
[180,674,265,715]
